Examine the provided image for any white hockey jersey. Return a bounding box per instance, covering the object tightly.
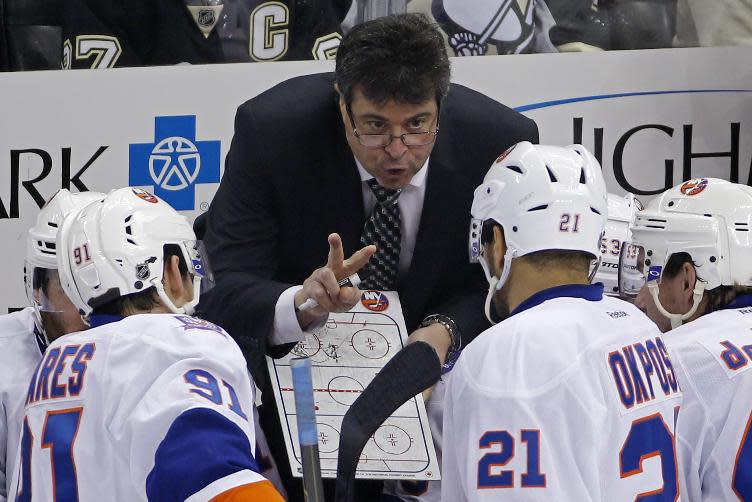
[8,313,270,502]
[442,284,683,501]
[663,302,752,501]
[0,308,44,502]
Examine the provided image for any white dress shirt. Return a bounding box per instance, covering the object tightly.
[270,157,430,345]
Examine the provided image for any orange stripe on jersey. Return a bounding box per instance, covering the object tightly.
[210,480,284,502]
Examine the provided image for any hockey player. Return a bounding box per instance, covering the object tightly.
[0,189,103,502]
[9,187,282,501]
[598,192,642,297]
[441,141,682,501]
[622,177,752,500]
[383,190,644,502]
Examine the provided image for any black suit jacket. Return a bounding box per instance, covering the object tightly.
[199,72,538,385]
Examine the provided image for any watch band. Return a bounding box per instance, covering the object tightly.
[420,314,462,357]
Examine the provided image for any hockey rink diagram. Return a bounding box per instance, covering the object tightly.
[267,298,440,480]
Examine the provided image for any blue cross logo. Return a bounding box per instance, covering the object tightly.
[129,115,220,210]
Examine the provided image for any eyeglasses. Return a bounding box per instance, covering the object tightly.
[346,104,439,149]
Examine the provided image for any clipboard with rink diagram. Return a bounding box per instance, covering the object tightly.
[267,290,441,480]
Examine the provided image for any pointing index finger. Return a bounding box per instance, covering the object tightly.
[326,233,345,270]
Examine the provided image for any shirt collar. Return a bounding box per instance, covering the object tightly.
[88,314,125,328]
[354,156,430,189]
[510,283,605,317]
[718,294,752,310]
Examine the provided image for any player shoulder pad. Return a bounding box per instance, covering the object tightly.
[460,295,657,394]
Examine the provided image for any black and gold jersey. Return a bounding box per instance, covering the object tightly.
[61,0,350,69]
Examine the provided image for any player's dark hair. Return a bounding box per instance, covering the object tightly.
[32,267,51,295]
[663,252,752,312]
[335,13,450,106]
[521,250,593,273]
[91,245,189,316]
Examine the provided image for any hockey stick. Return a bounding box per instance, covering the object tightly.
[291,357,325,502]
[334,341,442,502]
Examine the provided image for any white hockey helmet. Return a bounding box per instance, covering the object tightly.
[25,189,105,330]
[619,178,752,328]
[57,187,204,317]
[469,141,608,322]
[596,192,642,296]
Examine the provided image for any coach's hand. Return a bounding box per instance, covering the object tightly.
[295,233,376,329]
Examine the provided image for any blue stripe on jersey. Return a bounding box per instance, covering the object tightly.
[88,314,124,328]
[718,294,752,310]
[441,348,461,375]
[146,407,260,502]
[510,283,604,317]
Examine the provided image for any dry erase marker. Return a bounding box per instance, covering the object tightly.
[297,273,361,312]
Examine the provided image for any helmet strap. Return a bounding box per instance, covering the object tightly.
[483,247,516,325]
[647,280,706,329]
[589,254,602,283]
[156,274,202,316]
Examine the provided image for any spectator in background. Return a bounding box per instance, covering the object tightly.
[346,0,682,54]
[546,0,677,51]
[198,13,537,500]
[1,0,62,70]
[60,0,350,69]
[426,0,557,55]
[344,0,557,55]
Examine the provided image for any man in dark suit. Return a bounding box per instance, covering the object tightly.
[199,13,538,501]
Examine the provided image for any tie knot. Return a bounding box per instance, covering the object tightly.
[367,179,402,205]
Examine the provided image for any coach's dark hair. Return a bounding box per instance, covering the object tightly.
[91,244,189,316]
[335,13,450,106]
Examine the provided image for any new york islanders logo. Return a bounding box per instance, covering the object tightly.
[680,178,708,196]
[494,145,515,163]
[132,188,158,203]
[361,291,389,312]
